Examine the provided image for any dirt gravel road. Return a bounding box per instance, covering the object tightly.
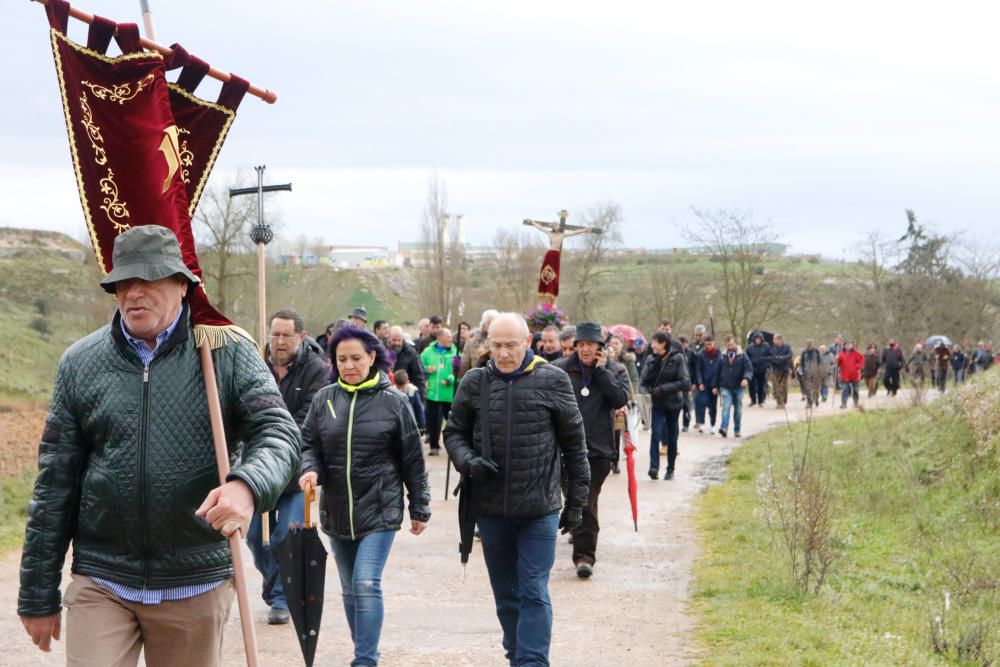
[0,391,912,666]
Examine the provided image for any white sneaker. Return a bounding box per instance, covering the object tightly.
[710,427,716,435]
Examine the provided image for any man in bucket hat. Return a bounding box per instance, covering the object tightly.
[17,225,300,666]
[554,321,629,578]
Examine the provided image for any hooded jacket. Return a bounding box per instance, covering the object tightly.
[746,338,771,373]
[554,354,629,458]
[301,372,431,541]
[444,360,590,519]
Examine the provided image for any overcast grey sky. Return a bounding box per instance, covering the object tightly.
[4,1,998,257]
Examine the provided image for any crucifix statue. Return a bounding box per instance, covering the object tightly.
[523,209,602,304]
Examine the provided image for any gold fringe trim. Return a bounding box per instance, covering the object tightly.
[194,323,255,350]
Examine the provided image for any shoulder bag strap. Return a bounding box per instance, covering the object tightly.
[479,370,493,461]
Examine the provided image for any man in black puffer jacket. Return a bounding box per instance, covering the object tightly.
[445,313,589,667]
[554,322,629,578]
[17,226,299,664]
[250,309,330,625]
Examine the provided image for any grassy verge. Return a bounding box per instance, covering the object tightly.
[693,381,1000,665]
[0,469,36,554]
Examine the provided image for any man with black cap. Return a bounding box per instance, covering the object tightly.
[554,321,629,578]
[348,305,368,328]
[17,225,300,665]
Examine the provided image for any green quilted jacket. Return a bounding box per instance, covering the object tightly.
[17,307,301,617]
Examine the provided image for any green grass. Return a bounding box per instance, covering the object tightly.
[0,469,36,554]
[693,378,1000,665]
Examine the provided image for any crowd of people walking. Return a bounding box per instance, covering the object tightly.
[17,230,997,667]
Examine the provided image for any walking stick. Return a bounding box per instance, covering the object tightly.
[200,340,260,667]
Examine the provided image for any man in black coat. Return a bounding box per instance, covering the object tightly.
[445,313,589,667]
[388,325,426,394]
[251,308,329,624]
[745,331,771,407]
[768,334,793,409]
[554,322,629,578]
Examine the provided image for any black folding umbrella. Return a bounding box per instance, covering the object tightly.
[273,483,327,667]
[455,372,494,581]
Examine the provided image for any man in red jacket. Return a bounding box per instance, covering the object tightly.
[836,341,865,409]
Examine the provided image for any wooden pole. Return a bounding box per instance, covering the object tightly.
[255,239,271,543]
[199,340,260,667]
[32,0,278,103]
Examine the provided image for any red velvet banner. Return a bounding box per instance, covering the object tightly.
[537,248,561,304]
[44,0,246,328]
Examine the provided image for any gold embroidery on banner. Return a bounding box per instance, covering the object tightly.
[177,128,193,185]
[99,169,131,233]
[51,29,105,269]
[78,93,107,165]
[158,126,182,193]
[167,84,237,216]
[540,264,558,285]
[80,73,156,104]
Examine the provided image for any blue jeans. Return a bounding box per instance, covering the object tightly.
[247,491,305,610]
[719,387,743,434]
[330,531,396,667]
[649,408,680,474]
[478,512,559,667]
[694,388,718,426]
[841,381,860,406]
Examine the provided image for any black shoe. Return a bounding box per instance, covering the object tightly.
[268,606,290,625]
[734,432,741,438]
[648,469,658,480]
[576,562,594,578]
[664,469,674,480]
[428,448,440,456]
[719,429,727,438]
[611,461,621,474]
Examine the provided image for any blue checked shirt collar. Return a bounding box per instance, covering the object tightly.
[119,306,183,368]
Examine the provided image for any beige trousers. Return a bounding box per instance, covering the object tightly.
[63,574,234,667]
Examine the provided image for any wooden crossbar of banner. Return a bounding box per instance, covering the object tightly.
[32,0,278,104]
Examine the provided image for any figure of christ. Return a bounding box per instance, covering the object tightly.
[523,211,601,304]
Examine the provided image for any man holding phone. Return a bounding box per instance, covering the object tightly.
[554,321,629,578]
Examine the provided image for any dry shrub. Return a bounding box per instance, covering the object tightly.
[756,418,840,595]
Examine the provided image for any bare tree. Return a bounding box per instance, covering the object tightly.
[685,208,789,340]
[417,173,465,319]
[491,227,544,312]
[193,174,262,314]
[564,202,623,319]
[648,263,702,334]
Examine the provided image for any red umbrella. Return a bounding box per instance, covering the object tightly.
[622,406,641,531]
[609,324,645,347]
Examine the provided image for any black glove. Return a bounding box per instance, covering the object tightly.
[467,456,500,482]
[559,506,583,534]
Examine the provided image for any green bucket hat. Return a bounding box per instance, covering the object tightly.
[99,225,201,294]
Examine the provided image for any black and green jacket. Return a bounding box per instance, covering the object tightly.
[17,306,301,617]
[300,372,430,541]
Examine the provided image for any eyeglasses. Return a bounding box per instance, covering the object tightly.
[269,333,299,341]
